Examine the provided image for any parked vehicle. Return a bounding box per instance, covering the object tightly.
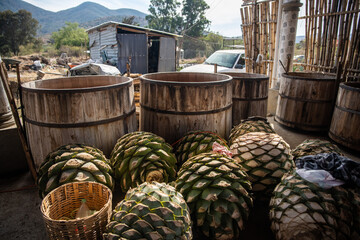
[180,49,246,73]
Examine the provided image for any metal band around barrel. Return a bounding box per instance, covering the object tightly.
[275,115,329,129]
[329,130,360,150]
[340,83,360,93]
[279,93,333,103]
[140,104,232,115]
[23,108,136,128]
[335,105,360,115]
[233,96,268,101]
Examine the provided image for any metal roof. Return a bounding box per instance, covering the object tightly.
[86,21,182,38]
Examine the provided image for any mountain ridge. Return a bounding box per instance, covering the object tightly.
[0,0,147,35]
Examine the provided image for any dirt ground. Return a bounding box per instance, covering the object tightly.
[3,54,203,85]
[4,54,88,84]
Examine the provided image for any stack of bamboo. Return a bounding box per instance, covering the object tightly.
[240,0,278,86]
[300,0,360,82]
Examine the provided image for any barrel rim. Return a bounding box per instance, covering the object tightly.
[221,72,269,80]
[282,72,336,81]
[340,82,360,93]
[140,72,233,85]
[21,75,133,93]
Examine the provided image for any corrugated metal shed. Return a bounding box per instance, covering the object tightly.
[86,21,182,74]
[88,31,100,60]
[87,21,181,38]
[117,33,148,74]
[88,23,118,62]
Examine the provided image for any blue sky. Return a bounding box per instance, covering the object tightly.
[23,0,306,37]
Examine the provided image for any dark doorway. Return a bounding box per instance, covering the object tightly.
[148,37,160,73]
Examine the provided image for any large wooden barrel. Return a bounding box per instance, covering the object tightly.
[140,72,232,144]
[223,72,268,126]
[275,72,336,131]
[329,82,360,151]
[22,76,137,169]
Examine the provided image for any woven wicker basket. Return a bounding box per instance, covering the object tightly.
[41,182,112,240]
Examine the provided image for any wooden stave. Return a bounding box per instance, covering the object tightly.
[329,82,360,151]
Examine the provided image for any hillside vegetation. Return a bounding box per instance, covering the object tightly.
[0,0,147,35]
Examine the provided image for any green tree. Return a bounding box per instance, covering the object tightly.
[146,0,183,33]
[51,22,88,49]
[181,0,210,37]
[0,10,38,56]
[183,36,206,58]
[203,32,223,54]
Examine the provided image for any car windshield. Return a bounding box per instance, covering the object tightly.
[204,52,239,68]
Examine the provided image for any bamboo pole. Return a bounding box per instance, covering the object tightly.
[253,1,259,73]
[242,7,251,72]
[342,0,359,81]
[329,0,340,69]
[305,0,310,71]
[240,8,248,71]
[264,2,269,75]
[342,0,355,71]
[309,0,315,68]
[335,0,346,69]
[315,0,323,66]
[311,0,319,68]
[269,1,276,85]
[349,12,360,81]
[259,2,264,74]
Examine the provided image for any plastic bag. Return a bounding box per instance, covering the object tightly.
[296,153,360,187]
[296,168,345,189]
[212,142,232,158]
[76,199,91,219]
[34,60,42,69]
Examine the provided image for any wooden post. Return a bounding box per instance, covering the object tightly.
[15,63,26,132]
[0,62,37,181]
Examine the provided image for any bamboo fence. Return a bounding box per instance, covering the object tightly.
[241,0,278,85]
[241,0,360,83]
[299,0,360,82]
